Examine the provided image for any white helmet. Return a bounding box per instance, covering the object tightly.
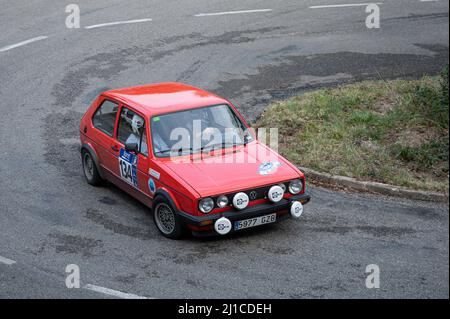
[131,115,143,134]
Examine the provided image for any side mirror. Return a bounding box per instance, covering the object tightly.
[243,128,254,145]
[125,142,139,153]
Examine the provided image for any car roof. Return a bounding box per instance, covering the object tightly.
[102,82,229,117]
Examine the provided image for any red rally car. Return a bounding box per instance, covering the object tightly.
[79,83,310,239]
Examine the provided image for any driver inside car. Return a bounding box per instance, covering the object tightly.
[125,114,148,155]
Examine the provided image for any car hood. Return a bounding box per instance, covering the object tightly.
[161,141,302,197]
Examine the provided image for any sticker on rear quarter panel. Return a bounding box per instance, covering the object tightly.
[119,148,138,187]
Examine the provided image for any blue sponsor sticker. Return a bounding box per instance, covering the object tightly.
[148,178,156,194]
[258,161,281,175]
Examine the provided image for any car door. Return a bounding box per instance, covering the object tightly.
[91,98,121,177]
[115,105,151,199]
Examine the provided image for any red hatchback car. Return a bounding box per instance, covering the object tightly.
[80,83,310,238]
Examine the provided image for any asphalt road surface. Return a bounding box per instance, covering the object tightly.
[0,0,448,299]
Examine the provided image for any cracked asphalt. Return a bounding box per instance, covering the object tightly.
[0,0,448,298]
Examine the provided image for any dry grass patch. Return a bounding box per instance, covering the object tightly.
[256,67,449,193]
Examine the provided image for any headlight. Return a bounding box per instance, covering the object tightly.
[199,197,214,214]
[279,183,286,192]
[216,195,229,208]
[288,179,303,194]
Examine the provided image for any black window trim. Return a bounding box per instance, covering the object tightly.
[91,98,119,138]
[117,104,149,158]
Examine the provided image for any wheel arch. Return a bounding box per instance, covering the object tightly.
[81,143,105,179]
[153,188,180,212]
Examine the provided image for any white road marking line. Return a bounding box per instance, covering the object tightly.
[0,255,16,265]
[84,18,152,29]
[0,36,48,53]
[309,3,383,9]
[194,9,272,17]
[420,0,440,2]
[83,284,149,299]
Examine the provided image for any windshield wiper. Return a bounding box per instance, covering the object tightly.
[201,142,240,152]
[156,147,203,156]
[156,142,241,156]
[154,149,172,156]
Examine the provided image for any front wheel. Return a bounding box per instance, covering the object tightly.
[152,197,184,239]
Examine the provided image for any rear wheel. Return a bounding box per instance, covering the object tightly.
[81,150,103,186]
[153,196,184,239]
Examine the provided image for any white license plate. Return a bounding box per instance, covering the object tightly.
[234,213,277,230]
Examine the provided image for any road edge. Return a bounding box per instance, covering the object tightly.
[300,166,448,203]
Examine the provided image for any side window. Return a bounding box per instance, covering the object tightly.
[118,107,148,157]
[92,100,119,137]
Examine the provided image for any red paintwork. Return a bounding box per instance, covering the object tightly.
[104,82,230,117]
[80,83,305,218]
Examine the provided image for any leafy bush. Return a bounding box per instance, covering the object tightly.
[391,140,449,169]
[412,66,449,129]
[440,65,449,105]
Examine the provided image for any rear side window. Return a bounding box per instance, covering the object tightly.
[117,107,148,157]
[92,100,119,137]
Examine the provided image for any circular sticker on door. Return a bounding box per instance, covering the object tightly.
[148,178,156,194]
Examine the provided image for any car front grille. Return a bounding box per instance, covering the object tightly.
[212,181,292,209]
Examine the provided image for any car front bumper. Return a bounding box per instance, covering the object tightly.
[177,193,311,236]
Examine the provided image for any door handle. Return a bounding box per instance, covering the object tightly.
[111,145,119,152]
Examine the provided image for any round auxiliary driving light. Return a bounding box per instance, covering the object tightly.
[232,192,249,210]
[290,201,304,218]
[214,217,232,235]
[268,185,284,203]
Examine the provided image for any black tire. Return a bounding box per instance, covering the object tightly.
[81,149,103,186]
[152,196,184,239]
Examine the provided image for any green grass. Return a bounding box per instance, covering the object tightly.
[255,67,449,193]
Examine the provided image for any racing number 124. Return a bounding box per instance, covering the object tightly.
[119,159,133,182]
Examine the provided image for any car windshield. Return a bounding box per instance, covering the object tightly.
[151,104,253,157]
